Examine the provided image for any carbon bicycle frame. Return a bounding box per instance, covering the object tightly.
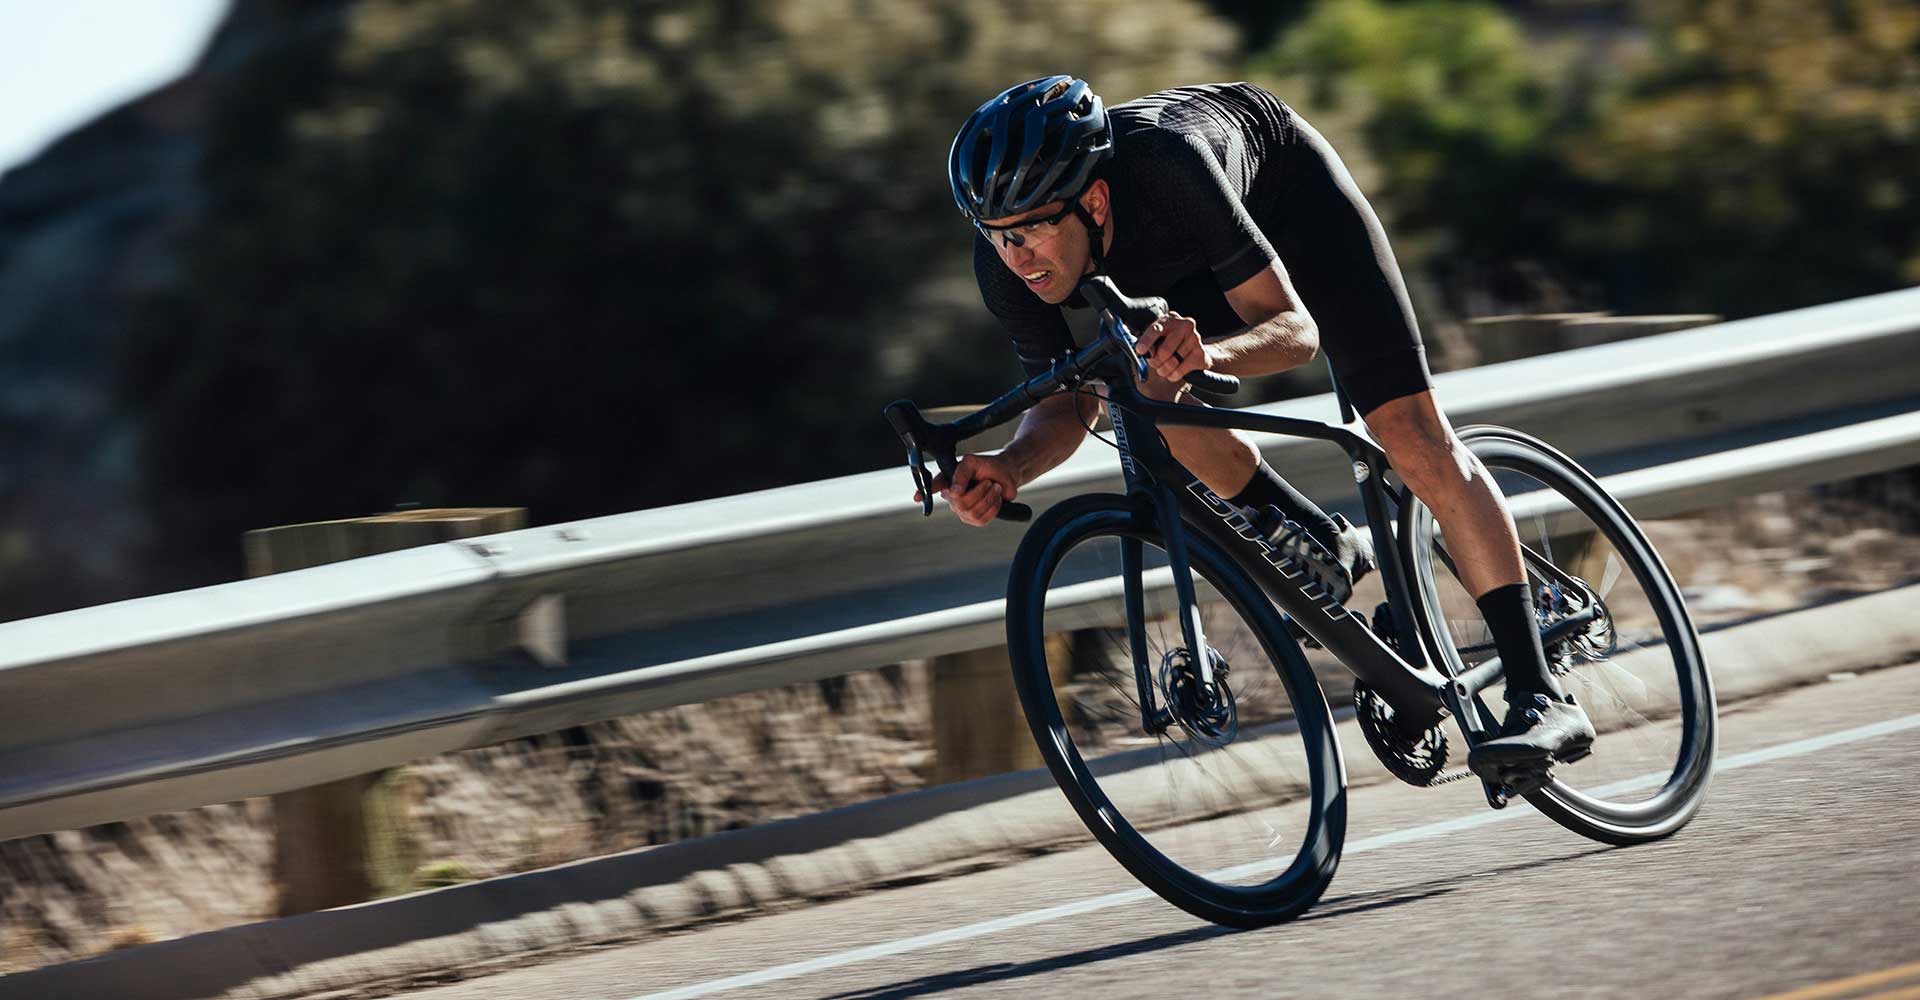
[884,276,1561,746]
[1095,373,1459,735]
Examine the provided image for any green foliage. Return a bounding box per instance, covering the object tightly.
[1258,0,1602,314]
[1279,0,1556,154]
[1197,0,1316,50]
[119,0,1236,582]
[1262,0,1920,318]
[1564,0,1920,312]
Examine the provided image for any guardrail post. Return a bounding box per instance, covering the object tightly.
[922,406,1103,785]
[931,633,1073,784]
[244,507,526,915]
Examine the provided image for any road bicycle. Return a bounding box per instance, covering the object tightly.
[884,276,1717,927]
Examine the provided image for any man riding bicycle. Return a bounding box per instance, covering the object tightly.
[930,76,1593,788]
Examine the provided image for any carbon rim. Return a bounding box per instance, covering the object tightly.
[1008,496,1344,923]
[1406,429,1716,839]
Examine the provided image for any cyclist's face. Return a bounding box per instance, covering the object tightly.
[980,184,1106,304]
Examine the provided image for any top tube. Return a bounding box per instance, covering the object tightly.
[924,333,1384,470]
[938,331,1127,445]
[903,275,1386,473]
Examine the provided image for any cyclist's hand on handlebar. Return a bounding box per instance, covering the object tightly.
[919,454,1020,527]
[1135,311,1211,383]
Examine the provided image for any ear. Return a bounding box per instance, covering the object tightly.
[1078,179,1111,227]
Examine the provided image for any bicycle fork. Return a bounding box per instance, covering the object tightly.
[1121,485,1217,736]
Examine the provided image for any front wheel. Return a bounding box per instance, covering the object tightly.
[1403,426,1717,844]
[1006,493,1345,927]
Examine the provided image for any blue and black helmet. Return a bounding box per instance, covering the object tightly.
[948,76,1113,222]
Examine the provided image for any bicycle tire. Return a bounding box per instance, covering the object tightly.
[1006,492,1346,927]
[1401,426,1717,844]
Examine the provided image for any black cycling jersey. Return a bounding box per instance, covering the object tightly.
[973,82,1432,416]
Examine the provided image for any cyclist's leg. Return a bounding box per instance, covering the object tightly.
[1271,114,1588,766]
[1148,271,1346,553]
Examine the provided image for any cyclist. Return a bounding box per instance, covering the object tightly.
[931,76,1593,788]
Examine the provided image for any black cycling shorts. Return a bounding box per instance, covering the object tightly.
[1155,115,1433,417]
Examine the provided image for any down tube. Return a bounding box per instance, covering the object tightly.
[1174,485,1450,731]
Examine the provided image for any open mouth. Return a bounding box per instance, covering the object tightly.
[1023,269,1052,289]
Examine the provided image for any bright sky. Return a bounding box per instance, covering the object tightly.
[0,1,232,175]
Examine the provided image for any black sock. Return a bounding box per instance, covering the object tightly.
[1476,583,1564,703]
[1227,460,1342,553]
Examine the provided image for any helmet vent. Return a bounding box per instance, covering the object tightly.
[948,75,1113,221]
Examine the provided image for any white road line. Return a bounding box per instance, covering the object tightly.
[632,712,1920,1000]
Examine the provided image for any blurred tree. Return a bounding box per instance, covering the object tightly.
[1198,0,1315,50]
[1256,0,1603,318]
[117,0,1237,587]
[1563,0,1920,313]
[1261,0,1920,320]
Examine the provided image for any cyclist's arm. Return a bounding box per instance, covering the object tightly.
[1205,260,1320,378]
[998,390,1100,487]
[1138,134,1318,379]
[933,392,1095,527]
[1135,261,1319,389]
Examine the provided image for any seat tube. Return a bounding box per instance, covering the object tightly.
[1359,467,1426,668]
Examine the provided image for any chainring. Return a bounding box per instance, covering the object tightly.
[1353,679,1452,787]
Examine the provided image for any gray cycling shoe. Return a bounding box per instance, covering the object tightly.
[1262,510,1375,606]
[1468,691,1596,792]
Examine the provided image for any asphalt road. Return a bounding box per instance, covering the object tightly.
[392,660,1920,1000]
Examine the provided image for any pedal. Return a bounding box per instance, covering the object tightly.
[1493,764,1552,798]
[1555,745,1593,765]
[1484,782,1510,810]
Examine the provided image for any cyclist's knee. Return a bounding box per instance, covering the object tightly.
[1371,403,1475,494]
[1368,393,1456,454]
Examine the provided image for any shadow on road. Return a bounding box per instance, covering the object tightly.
[1299,843,1616,923]
[817,924,1240,1000]
[820,844,1617,998]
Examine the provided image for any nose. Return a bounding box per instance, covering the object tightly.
[998,238,1034,268]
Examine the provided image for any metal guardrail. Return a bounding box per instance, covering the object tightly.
[2,288,1917,841]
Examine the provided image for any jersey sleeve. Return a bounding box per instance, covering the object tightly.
[1148,133,1279,291]
[973,235,1076,377]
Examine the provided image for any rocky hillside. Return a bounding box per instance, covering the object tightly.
[0,62,202,618]
[0,3,351,620]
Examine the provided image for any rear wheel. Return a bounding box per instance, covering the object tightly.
[1403,427,1717,843]
[1006,493,1345,927]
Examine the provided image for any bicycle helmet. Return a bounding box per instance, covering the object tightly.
[948,76,1113,223]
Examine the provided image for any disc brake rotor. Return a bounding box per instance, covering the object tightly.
[1157,647,1238,748]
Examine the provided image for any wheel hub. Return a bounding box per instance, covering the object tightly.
[1158,647,1237,747]
[1538,583,1618,672]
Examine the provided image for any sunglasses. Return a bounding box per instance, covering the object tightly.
[974,201,1079,248]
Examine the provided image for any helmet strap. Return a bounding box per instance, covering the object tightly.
[1073,202,1106,274]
